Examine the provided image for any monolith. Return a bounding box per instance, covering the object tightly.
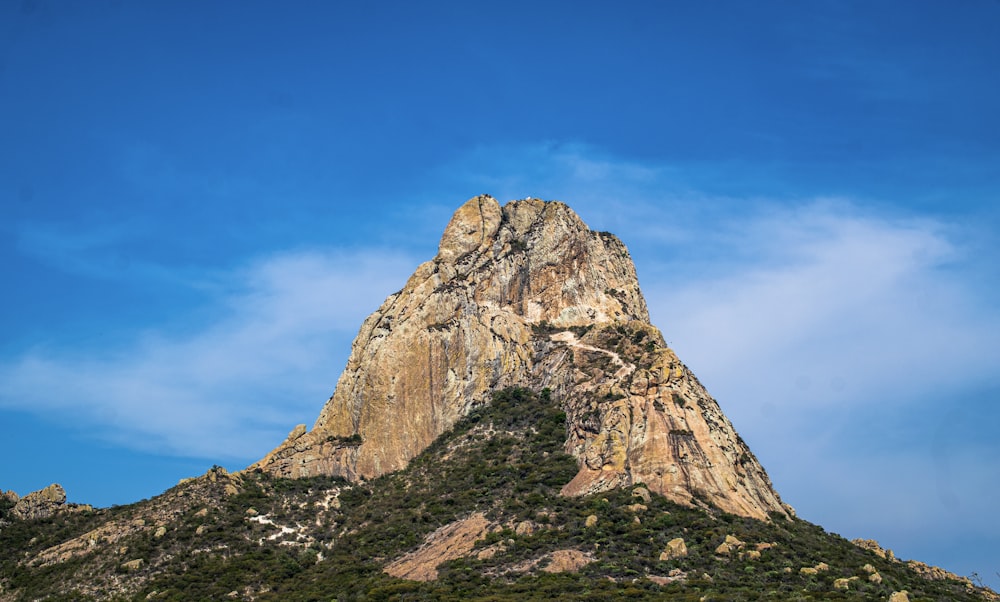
[252,196,789,520]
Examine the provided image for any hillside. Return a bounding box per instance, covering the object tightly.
[1,388,993,601]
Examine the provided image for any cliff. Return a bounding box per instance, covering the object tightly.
[252,196,789,520]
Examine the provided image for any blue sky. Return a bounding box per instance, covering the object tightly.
[2,0,999,588]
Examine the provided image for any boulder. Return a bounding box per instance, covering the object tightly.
[659,537,688,560]
[632,487,651,504]
[852,538,896,561]
[540,549,594,573]
[715,534,745,555]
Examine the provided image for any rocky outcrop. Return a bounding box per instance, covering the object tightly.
[852,538,897,561]
[539,549,594,573]
[715,534,745,556]
[10,484,67,520]
[29,467,241,570]
[253,196,789,520]
[660,537,688,560]
[384,512,494,581]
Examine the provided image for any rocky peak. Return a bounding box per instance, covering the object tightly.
[9,483,67,520]
[252,196,789,520]
[432,195,648,326]
[1,489,18,505]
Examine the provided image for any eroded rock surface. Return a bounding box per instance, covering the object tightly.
[252,196,789,520]
[384,513,494,581]
[10,484,67,520]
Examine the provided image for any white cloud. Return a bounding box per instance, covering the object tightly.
[646,202,997,415]
[0,249,419,461]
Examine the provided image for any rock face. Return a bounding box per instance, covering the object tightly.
[10,483,67,520]
[384,513,493,581]
[660,537,688,560]
[253,196,789,520]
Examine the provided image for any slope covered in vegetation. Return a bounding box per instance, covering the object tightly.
[0,388,990,601]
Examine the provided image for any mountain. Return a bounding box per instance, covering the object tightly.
[1,196,994,601]
[254,196,787,520]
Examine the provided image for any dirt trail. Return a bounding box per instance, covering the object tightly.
[549,331,636,379]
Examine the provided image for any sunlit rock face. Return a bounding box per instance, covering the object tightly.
[252,195,789,520]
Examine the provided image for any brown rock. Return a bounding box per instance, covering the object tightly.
[10,484,66,520]
[659,537,688,560]
[540,549,594,573]
[632,487,652,503]
[514,520,536,536]
[853,539,896,561]
[715,534,745,555]
[585,514,599,528]
[648,569,686,585]
[800,561,829,576]
[384,512,492,581]
[889,592,910,602]
[905,558,975,586]
[251,196,789,520]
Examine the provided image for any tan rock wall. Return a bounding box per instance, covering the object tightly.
[251,196,788,520]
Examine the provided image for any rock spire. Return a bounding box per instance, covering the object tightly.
[252,196,789,520]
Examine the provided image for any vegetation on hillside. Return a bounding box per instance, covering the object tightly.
[0,388,990,601]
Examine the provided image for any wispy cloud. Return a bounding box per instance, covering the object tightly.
[0,249,418,460]
[646,202,996,412]
[14,219,156,280]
